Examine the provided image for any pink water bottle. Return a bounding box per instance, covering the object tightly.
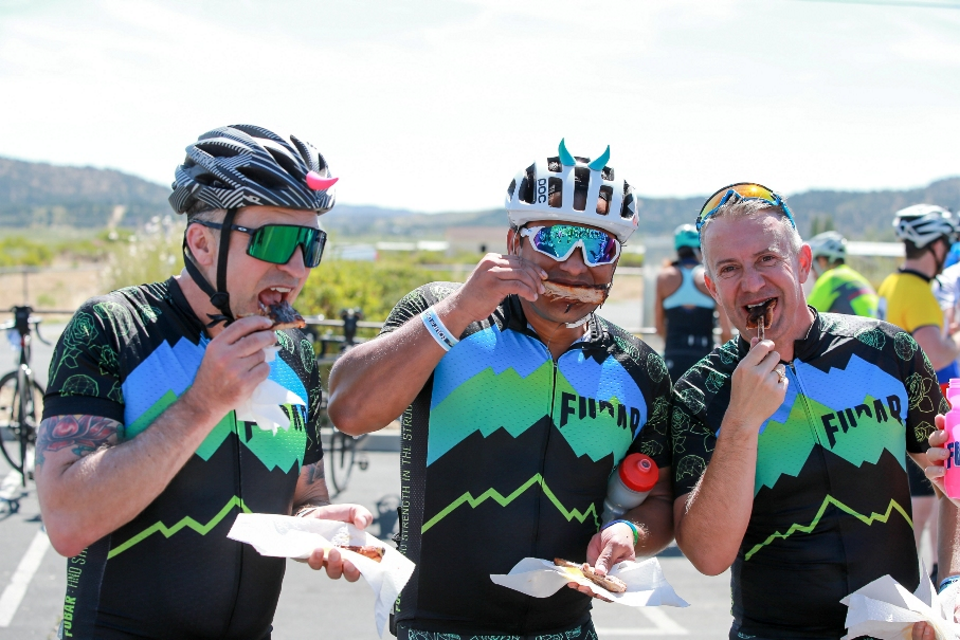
[945,379,960,499]
[601,453,659,524]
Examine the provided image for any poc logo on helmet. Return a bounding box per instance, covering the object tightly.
[537,178,548,204]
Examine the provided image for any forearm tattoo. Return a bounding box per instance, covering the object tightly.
[36,415,120,466]
[305,462,325,485]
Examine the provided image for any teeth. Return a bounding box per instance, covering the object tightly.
[269,287,292,293]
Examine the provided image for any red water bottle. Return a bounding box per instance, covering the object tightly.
[944,379,960,499]
[601,453,659,525]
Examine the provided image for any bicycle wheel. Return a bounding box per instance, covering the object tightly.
[0,371,43,484]
[326,430,356,496]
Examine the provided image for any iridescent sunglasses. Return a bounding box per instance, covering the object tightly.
[194,221,327,267]
[696,183,795,232]
[519,224,621,267]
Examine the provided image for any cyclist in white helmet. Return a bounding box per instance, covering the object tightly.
[878,203,960,588]
[328,140,674,638]
[655,223,732,380]
[806,231,878,318]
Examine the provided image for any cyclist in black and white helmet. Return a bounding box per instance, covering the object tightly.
[37,124,372,640]
[328,140,674,639]
[878,203,960,590]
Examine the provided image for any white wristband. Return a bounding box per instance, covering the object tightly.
[420,306,459,351]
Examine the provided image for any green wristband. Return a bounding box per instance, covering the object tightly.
[602,519,640,546]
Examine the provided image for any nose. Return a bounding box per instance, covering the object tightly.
[279,245,308,279]
[740,264,765,293]
[557,244,590,276]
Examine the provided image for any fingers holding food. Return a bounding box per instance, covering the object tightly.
[554,557,627,594]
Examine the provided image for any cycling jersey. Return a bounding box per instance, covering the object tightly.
[663,310,943,639]
[807,264,878,318]
[662,262,716,380]
[877,269,942,333]
[42,278,323,640]
[384,283,670,634]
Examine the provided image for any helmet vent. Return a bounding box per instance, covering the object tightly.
[548,177,563,208]
[573,167,590,211]
[597,186,613,215]
[237,165,286,190]
[546,157,561,172]
[265,147,300,178]
[602,166,614,181]
[507,179,517,200]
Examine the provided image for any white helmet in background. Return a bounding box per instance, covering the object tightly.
[808,231,847,263]
[893,204,956,248]
[505,139,639,243]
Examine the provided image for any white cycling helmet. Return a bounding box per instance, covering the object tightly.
[808,231,847,263]
[893,204,956,248]
[505,139,638,243]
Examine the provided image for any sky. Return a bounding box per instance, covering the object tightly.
[1,0,959,213]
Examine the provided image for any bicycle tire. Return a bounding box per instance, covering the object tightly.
[327,430,356,496]
[0,371,43,485]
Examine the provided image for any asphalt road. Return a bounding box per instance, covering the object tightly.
[0,319,734,640]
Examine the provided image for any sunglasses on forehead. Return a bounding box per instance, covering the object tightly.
[193,220,327,268]
[696,183,795,232]
[519,224,621,267]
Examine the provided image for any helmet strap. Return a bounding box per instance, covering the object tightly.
[182,208,239,328]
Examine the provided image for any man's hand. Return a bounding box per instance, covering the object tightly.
[188,315,277,417]
[564,522,638,601]
[446,253,546,324]
[724,338,787,433]
[924,414,959,505]
[301,503,375,581]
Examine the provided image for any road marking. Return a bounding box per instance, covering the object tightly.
[596,608,689,635]
[0,529,51,627]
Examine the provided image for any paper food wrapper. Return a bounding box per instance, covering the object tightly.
[490,557,688,607]
[841,564,960,640]
[228,513,414,637]
[233,352,306,435]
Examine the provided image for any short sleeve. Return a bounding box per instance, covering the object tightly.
[303,349,324,466]
[43,303,125,424]
[381,287,432,336]
[898,330,947,454]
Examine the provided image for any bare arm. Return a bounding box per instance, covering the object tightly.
[36,316,277,558]
[654,271,668,339]
[912,325,960,371]
[674,340,786,575]
[328,253,546,436]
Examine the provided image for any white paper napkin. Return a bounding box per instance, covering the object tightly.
[227,513,415,637]
[490,557,688,607]
[841,564,960,640]
[234,373,305,436]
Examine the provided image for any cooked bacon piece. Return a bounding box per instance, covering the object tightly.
[541,281,609,305]
[745,299,776,330]
[338,544,385,562]
[554,557,627,593]
[240,301,306,330]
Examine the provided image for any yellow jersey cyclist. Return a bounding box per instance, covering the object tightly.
[806,231,878,318]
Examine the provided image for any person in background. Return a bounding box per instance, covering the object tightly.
[35,124,371,640]
[656,183,956,640]
[327,140,675,639]
[806,231,878,317]
[878,204,960,585]
[655,223,732,380]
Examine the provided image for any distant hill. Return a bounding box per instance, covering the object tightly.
[1,156,958,241]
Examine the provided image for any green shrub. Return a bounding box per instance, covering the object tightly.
[0,236,54,267]
[297,258,448,322]
[104,216,185,291]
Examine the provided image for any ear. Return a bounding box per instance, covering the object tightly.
[185,223,217,268]
[507,228,520,256]
[798,243,813,285]
[703,269,720,303]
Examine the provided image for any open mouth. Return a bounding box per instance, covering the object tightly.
[744,298,777,332]
[258,286,292,308]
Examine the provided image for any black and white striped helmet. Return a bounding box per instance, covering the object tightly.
[169,124,337,215]
[893,204,956,248]
[807,231,847,262]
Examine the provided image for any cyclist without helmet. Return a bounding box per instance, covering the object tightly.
[328,140,674,638]
[37,124,372,640]
[806,231,878,317]
[655,223,732,380]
